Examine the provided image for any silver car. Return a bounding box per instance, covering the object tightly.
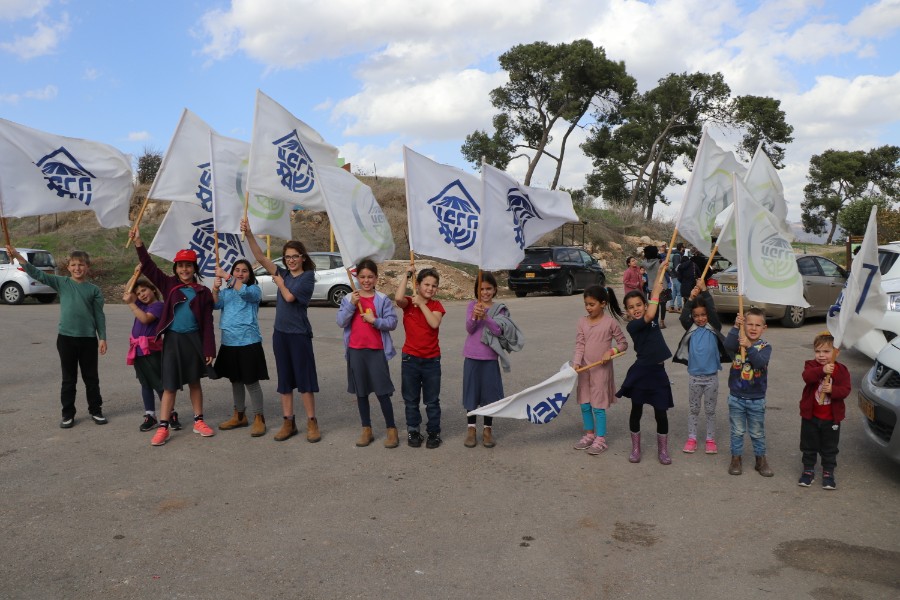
[858,338,900,464]
[0,247,58,304]
[254,252,356,307]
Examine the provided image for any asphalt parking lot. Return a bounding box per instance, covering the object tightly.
[1,295,898,599]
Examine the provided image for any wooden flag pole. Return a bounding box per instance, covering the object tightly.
[409,250,416,295]
[1,217,11,248]
[124,264,142,294]
[575,350,626,373]
[818,347,841,405]
[346,267,365,316]
[214,233,220,267]
[241,191,249,241]
[699,244,719,282]
[125,196,151,248]
[738,294,746,361]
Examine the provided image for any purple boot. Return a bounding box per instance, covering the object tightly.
[657,434,672,465]
[629,431,641,463]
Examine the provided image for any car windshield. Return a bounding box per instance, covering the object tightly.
[520,250,552,265]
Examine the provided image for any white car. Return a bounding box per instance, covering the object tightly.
[858,337,900,463]
[254,252,357,308]
[851,242,900,360]
[0,247,58,304]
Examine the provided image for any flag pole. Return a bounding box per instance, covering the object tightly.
[125,196,151,248]
[699,244,719,281]
[575,351,626,373]
[124,264,142,294]
[241,191,249,241]
[214,233,220,266]
[409,250,417,296]
[1,217,10,248]
[819,347,841,404]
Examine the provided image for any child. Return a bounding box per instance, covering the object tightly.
[336,259,400,448]
[6,245,107,427]
[462,272,523,448]
[641,245,666,329]
[798,332,851,490]
[723,308,773,476]
[212,260,270,437]
[242,219,321,443]
[123,275,167,432]
[673,281,731,454]
[615,271,674,464]
[394,265,446,449]
[572,285,628,455]
[130,229,216,446]
[623,256,642,296]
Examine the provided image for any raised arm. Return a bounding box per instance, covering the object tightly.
[240,218,277,275]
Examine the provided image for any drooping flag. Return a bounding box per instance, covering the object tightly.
[147,109,217,208]
[827,206,888,349]
[480,163,578,270]
[733,175,808,308]
[676,130,746,256]
[0,118,132,228]
[248,90,339,212]
[467,362,577,423]
[403,146,483,265]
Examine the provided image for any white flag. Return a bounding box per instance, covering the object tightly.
[467,362,577,423]
[148,109,217,207]
[148,200,248,281]
[248,90,339,211]
[480,163,578,270]
[209,132,291,238]
[403,146,483,265]
[318,165,395,265]
[734,175,808,308]
[827,206,888,349]
[676,130,746,256]
[0,118,132,228]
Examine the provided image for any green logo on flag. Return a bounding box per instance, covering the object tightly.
[746,213,798,289]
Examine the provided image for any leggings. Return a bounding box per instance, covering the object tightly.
[467,415,494,427]
[141,385,162,413]
[629,404,669,435]
[231,381,264,415]
[580,404,607,436]
[358,394,395,428]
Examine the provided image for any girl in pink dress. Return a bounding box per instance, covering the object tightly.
[572,285,628,455]
[623,256,643,296]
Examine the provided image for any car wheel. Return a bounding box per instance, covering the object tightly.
[36,294,57,304]
[563,276,575,296]
[781,305,806,328]
[515,290,527,298]
[329,285,351,307]
[2,282,24,305]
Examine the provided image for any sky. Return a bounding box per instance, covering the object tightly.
[2,0,899,231]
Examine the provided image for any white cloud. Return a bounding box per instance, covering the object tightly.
[0,83,57,104]
[0,0,50,21]
[1,14,69,59]
[127,131,151,142]
[848,0,900,38]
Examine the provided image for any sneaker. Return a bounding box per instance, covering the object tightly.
[798,470,815,487]
[90,412,108,425]
[151,426,170,446]
[407,430,424,448]
[705,439,718,454]
[682,438,698,453]
[574,433,596,450]
[169,411,182,431]
[193,419,215,437]
[822,471,836,490]
[426,431,442,449]
[59,417,75,429]
[586,436,609,455]
[140,415,158,432]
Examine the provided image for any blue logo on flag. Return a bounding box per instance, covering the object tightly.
[35,147,95,206]
[196,162,213,212]
[272,130,316,194]
[188,217,246,278]
[526,392,569,424]
[506,187,542,249]
[427,180,480,251]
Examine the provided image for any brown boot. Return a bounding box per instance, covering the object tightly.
[755,455,774,477]
[464,426,477,448]
[482,426,496,448]
[384,427,399,448]
[219,409,248,430]
[306,417,321,443]
[728,455,742,475]
[250,414,266,437]
[356,426,374,447]
[273,416,298,441]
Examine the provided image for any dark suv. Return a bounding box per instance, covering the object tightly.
[508,246,605,297]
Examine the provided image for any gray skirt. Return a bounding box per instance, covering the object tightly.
[346,348,394,397]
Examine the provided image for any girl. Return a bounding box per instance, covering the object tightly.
[572,285,628,455]
[212,260,270,437]
[462,272,522,448]
[241,218,321,443]
[130,229,216,447]
[622,256,642,296]
[616,268,674,465]
[123,275,172,432]
[336,259,399,448]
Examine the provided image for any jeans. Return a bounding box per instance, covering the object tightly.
[57,334,102,419]
[728,394,766,456]
[401,353,442,433]
[669,279,683,310]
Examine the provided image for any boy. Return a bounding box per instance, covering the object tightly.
[798,332,851,490]
[6,245,107,427]
[394,266,445,449]
[723,308,773,476]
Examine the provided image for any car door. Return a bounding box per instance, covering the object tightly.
[810,257,847,316]
[578,249,601,287]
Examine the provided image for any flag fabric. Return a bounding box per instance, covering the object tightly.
[247,90,339,212]
[209,132,291,239]
[0,118,132,228]
[827,206,888,349]
[318,165,395,265]
[676,130,746,256]
[148,109,217,207]
[480,163,578,270]
[467,362,577,423]
[403,146,483,265]
[733,175,808,308]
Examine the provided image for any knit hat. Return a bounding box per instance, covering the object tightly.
[173,249,197,263]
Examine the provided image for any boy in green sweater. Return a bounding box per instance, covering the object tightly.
[6,245,108,427]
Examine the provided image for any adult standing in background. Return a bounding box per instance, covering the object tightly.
[668,243,684,313]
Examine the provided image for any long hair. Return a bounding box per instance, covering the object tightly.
[282,240,315,273]
[584,285,624,320]
[475,271,498,298]
[172,259,201,282]
[357,258,378,277]
[230,259,257,286]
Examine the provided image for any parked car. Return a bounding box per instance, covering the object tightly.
[508,246,605,297]
[254,252,357,307]
[849,242,900,360]
[707,254,847,328]
[0,247,58,305]
[858,337,900,464]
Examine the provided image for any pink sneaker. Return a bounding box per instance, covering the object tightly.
[586,436,609,455]
[574,433,596,450]
[705,439,718,454]
[151,427,170,446]
[682,438,697,453]
[193,419,215,437]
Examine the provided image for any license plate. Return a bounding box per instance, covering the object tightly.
[525,273,535,278]
[859,392,875,421]
[720,283,738,293]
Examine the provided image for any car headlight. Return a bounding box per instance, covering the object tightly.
[890,293,900,312]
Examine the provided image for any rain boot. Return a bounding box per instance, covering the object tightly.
[657,433,672,465]
[629,431,641,463]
